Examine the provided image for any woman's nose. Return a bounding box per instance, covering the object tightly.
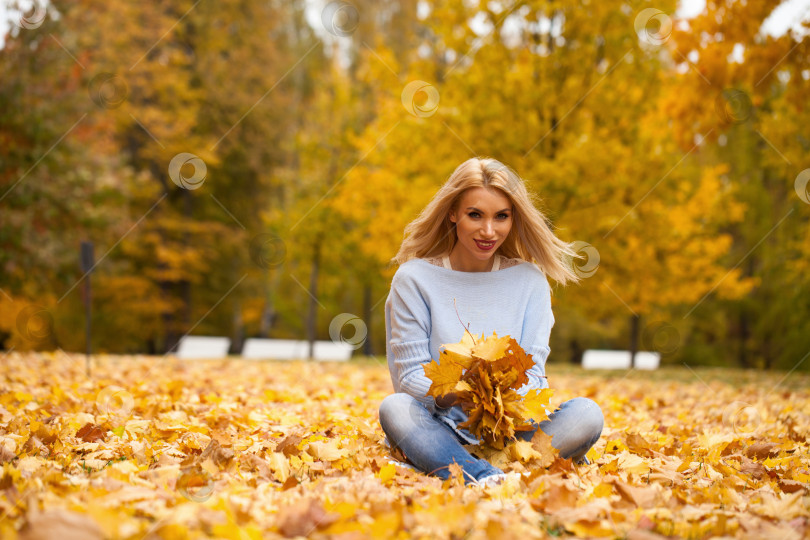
[481,220,495,236]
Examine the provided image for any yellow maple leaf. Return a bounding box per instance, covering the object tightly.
[441,329,482,352]
[423,358,464,398]
[377,463,396,484]
[531,430,556,468]
[454,380,474,394]
[440,330,482,366]
[307,440,348,461]
[266,452,290,482]
[470,331,511,361]
[509,439,543,463]
[521,388,554,424]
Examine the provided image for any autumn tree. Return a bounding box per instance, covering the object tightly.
[331,0,763,366]
[661,0,810,369]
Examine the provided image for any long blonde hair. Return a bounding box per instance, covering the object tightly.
[390,157,581,286]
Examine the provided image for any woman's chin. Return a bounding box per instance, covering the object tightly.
[472,245,497,257]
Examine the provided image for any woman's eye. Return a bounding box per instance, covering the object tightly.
[497,213,509,219]
[468,212,480,218]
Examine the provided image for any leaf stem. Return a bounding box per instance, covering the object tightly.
[452,298,477,345]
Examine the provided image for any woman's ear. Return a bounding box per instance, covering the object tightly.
[448,209,457,224]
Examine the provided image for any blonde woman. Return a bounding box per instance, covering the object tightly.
[380,157,604,487]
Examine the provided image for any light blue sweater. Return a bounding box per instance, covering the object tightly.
[384,257,554,442]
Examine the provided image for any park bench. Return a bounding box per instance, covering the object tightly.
[175,336,232,359]
[241,338,352,361]
[581,349,660,370]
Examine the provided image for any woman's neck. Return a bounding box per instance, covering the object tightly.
[447,247,496,272]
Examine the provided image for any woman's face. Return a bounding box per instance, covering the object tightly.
[449,187,514,269]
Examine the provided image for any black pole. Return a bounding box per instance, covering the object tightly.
[80,241,95,377]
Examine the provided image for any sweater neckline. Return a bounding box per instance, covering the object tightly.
[441,253,501,271]
[414,256,529,275]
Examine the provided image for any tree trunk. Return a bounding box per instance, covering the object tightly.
[260,268,281,337]
[232,300,244,355]
[738,312,750,368]
[306,235,322,360]
[629,314,641,368]
[569,338,583,365]
[181,188,193,327]
[362,282,373,356]
[161,281,177,354]
[181,279,191,327]
[763,333,773,370]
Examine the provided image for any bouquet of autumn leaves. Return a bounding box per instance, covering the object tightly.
[423,330,554,451]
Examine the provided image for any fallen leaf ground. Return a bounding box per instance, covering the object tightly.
[1,352,808,539]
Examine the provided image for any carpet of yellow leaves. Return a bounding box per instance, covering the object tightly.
[1,352,808,539]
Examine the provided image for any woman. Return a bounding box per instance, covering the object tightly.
[379,157,604,486]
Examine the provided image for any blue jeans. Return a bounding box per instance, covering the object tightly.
[378,392,604,484]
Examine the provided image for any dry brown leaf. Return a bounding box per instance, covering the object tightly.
[746,441,779,460]
[245,452,273,480]
[625,432,656,458]
[779,479,807,494]
[20,508,104,540]
[446,462,466,487]
[609,477,660,508]
[626,530,669,540]
[76,423,107,443]
[197,438,234,466]
[530,478,579,512]
[277,498,339,537]
[275,433,303,456]
[0,443,16,463]
[738,456,767,479]
[281,475,299,491]
[531,429,556,468]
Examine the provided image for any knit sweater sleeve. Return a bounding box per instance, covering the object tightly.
[387,270,439,413]
[518,273,553,395]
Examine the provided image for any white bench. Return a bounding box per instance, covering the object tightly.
[175,336,231,359]
[242,339,306,360]
[312,341,353,361]
[241,338,352,361]
[582,349,660,370]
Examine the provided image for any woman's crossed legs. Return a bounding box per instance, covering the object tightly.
[378,392,604,484]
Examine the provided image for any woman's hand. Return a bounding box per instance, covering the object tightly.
[435,392,459,409]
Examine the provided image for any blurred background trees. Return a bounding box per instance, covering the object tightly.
[1,0,808,371]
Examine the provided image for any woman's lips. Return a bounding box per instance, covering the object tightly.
[475,240,495,251]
